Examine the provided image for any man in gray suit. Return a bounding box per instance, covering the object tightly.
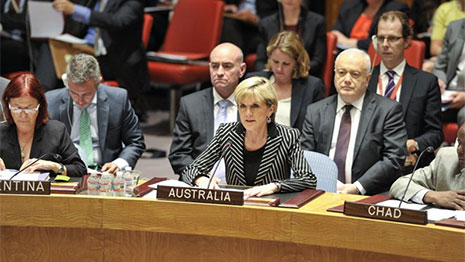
[390,124,465,210]
[46,54,145,173]
[433,18,465,126]
[301,48,407,195]
[0,77,9,121]
[169,43,246,176]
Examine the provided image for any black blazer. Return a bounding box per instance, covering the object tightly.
[0,120,87,177]
[182,122,317,193]
[332,0,409,50]
[301,91,407,195]
[368,64,443,169]
[245,71,325,132]
[256,7,327,76]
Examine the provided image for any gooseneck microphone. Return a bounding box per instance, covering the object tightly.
[398,146,434,208]
[207,142,231,189]
[9,153,62,180]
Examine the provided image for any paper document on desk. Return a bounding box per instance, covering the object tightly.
[53,34,87,45]
[377,199,427,210]
[28,1,64,38]
[0,169,49,181]
[427,208,465,222]
[149,179,191,189]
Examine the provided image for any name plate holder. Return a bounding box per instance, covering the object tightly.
[0,180,51,195]
[157,185,244,205]
[343,201,427,225]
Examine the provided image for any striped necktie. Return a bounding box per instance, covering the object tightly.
[384,70,396,100]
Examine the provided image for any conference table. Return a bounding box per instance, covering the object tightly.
[1,191,463,261]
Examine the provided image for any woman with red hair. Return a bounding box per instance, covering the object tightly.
[0,73,86,177]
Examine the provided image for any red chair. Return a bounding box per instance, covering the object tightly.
[142,14,153,50]
[443,122,458,145]
[322,32,337,97]
[147,0,224,131]
[367,39,426,69]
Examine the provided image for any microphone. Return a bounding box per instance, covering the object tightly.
[207,142,231,189]
[398,146,434,208]
[9,153,62,180]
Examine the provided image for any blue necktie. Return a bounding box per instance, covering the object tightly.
[214,99,231,132]
[384,70,396,100]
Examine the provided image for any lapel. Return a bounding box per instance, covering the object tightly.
[450,22,465,78]
[7,124,22,168]
[290,78,304,127]
[322,96,337,154]
[367,66,380,93]
[228,124,247,185]
[60,92,73,133]
[30,123,44,159]
[399,64,417,117]
[353,91,377,159]
[96,86,109,152]
[204,88,215,142]
[254,124,282,185]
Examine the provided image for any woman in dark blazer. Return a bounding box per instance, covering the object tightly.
[247,31,325,132]
[0,73,86,177]
[182,77,316,197]
[255,0,326,77]
[331,0,409,50]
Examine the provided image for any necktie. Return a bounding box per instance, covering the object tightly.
[94,0,108,56]
[214,99,231,131]
[334,105,353,183]
[79,108,94,166]
[384,70,396,100]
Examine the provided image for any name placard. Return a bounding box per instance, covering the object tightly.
[343,201,427,225]
[157,185,243,205]
[0,180,51,195]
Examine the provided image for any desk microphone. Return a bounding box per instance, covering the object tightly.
[398,146,434,208]
[207,142,231,189]
[9,153,62,180]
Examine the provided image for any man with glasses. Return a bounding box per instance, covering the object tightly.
[168,43,246,180]
[301,48,407,195]
[368,11,443,174]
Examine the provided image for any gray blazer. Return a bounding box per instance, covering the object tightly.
[433,18,465,86]
[45,84,146,168]
[301,90,408,195]
[168,88,216,175]
[390,147,465,201]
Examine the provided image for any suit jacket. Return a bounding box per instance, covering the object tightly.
[45,84,146,168]
[390,147,465,201]
[256,7,327,76]
[245,71,325,131]
[433,18,465,86]
[368,64,443,168]
[332,0,409,50]
[301,90,408,195]
[0,120,86,177]
[169,88,216,175]
[182,122,317,193]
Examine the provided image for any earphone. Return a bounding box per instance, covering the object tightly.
[62,73,68,87]
[371,35,378,51]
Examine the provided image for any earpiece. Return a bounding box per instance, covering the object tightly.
[372,35,378,51]
[62,73,68,87]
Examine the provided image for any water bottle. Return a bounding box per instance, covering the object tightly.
[99,172,114,196]
[87,171,100,195]
[123,167,134,197]
[113,171,126,197]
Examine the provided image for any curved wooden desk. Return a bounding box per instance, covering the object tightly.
[1,193,463,261]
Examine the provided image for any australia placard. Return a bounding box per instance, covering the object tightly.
[0,180,51,195]
[157,185,243,205]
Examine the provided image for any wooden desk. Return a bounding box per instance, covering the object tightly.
[1,193,463,261]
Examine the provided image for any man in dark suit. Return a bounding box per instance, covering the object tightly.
[46,54,146,173]
[168,43,246,177]
[368,11,443,173]
[301,48,407,195]
[433,18,465,126]
[53,0,149,116]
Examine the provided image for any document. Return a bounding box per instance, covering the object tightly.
[28,1,64,38]
[0,169,50,181]
[377,199,427,210]
[53,34,87,45]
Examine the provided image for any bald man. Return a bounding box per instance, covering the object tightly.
[169,43,246,177]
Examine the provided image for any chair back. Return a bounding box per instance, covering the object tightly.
[161,0,224,57]
[303,151,338,192]
[367,39,426,69]
[322,32,337,97]
[142,14,154,50]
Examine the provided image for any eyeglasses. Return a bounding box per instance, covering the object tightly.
[334,69,364,79]
[9,104,40,114]
[376,35,403,43]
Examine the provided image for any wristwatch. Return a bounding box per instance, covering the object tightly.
[57,163,65,175]
[414,141,420,152]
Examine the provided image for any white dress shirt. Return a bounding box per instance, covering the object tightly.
[377,60,406,102]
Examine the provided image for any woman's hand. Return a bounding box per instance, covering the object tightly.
[244,183,279,198]
[0,157,5,170]
[194,175,220,189]
[20,159,61,173]
[52,0,75,15]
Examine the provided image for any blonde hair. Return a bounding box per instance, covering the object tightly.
[265,31,310,79]
[234,77,278,122]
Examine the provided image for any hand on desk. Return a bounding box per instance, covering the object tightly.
[0,157,5,170]
[101,162,119,174]
[194,175,220,190]
[20,159,61,173]
[337,183,358,194]
[423,190,465,210]
[244,183,279,197]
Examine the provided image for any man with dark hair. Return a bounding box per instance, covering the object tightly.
[368,11,443,173]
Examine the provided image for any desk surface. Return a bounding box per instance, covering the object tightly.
[1,192,463,262]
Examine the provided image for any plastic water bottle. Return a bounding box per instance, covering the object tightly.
[99,172,113,196]
[87,171,100,195]
[113,171,126,197]
[123,167,134,197]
